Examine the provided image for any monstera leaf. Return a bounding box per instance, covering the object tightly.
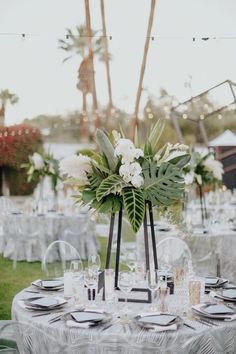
[143,161,184,206]
[96,174,125,201]
[123,187,145,233]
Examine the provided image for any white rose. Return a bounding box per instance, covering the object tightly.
[32,153,44,170]
[184,172,194,185]
[60,154,92,184]
[131,174,144,188]
[203,155,224,181]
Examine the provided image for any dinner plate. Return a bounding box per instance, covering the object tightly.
[21,296,67,311]
[205,277,228,289]
[66,310,112,326]
[134,313,181,329]
[213,289,236,302]
[192,303,236,320]
[32,279,64,291]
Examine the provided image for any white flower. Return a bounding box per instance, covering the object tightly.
[60,154,92,184]
[131,174,144,188]
[32,153,44,170]
[184,171,194,185]
[112,130,121,143]
[129,162,142,176]
[203,155,224,181]
[119,164,132,181]
[114,138,143,164]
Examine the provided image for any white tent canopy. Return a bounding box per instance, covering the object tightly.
[209,130,236,147]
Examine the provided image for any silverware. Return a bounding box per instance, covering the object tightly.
[183,322,196,330]
[195,317,219,327]
[32,310,64,317]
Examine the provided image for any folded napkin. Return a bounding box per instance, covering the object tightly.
[148,324,177,332]
[66,320,94,328]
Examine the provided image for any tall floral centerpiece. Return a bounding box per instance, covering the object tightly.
[184,152,224,224]
[60,120,190,288]
[22,152,61,200]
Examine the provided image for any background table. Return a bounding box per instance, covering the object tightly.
[12,288,236,354]
[1,212,98,262]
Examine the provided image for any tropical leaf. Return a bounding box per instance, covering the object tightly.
[168,154,191,168]
[96,174,125,201]
[148,118,165,154]
[82,190,96,203]
[123,187,145,233]
[96,129,118,171]
[143,161,185,206]
[88,171,103,190]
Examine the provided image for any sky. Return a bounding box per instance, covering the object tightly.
[0,0,236,125]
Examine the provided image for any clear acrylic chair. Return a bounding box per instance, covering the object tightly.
[9,215,43,269]
[61,215,97,260]
[42,240,82,278]
[156,236,193,276]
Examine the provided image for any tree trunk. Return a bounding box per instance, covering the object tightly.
[84,0,101,130]
[0,104,5,126]
[100,0,115,130]
[80,92,89,142]
[129,0,156,140]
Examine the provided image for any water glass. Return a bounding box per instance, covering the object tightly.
[157,287,170,312]
[105,269,115,301]
[64,269,73,298]
[84,268,99,302]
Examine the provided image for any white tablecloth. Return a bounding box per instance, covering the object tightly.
[11,289,236,354]
[0,213,98,261]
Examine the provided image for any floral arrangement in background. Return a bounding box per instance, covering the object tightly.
[184,151,224,187]
[60,120,190,232]
[0,124,42,169]
[22,152,61,191]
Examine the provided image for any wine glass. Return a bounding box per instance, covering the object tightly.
[88,254,101,272]
[147,270,160,311]
[119,271,134,319]
[126,251,137,272]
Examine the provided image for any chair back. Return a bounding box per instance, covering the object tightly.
[42,240,81,278]
[156,236,192,274]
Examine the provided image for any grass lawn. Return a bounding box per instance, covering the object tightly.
[0,237,108,320]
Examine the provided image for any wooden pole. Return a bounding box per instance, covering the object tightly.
[129,0,156,140]
[100,0,114,130]
[84,0,100,129]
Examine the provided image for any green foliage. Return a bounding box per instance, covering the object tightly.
[95,130,118,172]
[123,187,145,233]
[143,161,184,206]
[148,118,165,154]
[96,174,125,201]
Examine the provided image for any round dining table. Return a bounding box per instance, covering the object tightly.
[11,287,236,354]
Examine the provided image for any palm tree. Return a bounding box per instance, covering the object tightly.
[59,25,103,140]
[0,90,19,126]
[100,0,114,130]
[129,0,156,140]
[84,0,101,130]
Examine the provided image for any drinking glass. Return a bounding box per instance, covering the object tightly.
[70,260,84,305]
[84,268,99,302]
[119,271,134,318]
[147,270,159,310]
[88,254,101,272]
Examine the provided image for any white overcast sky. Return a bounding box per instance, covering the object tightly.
[0,0,236,125]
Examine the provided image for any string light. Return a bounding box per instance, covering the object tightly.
[182,113,188,119]
[200,114,205,120]
[148,113,154,119]
[218,114,222,120]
